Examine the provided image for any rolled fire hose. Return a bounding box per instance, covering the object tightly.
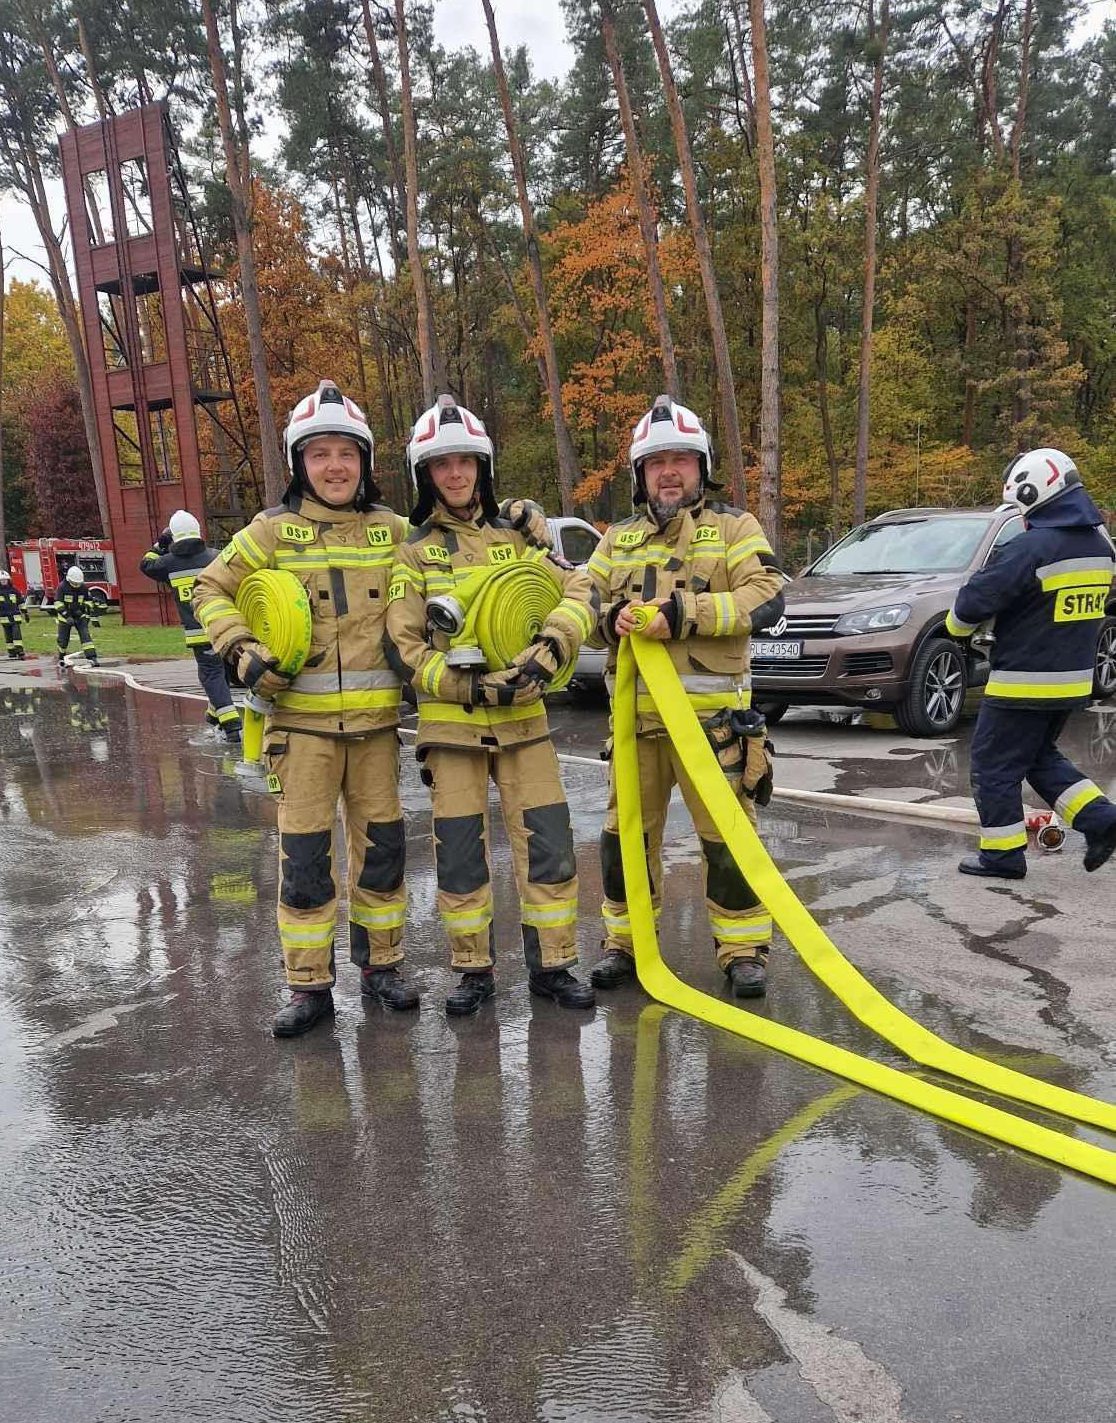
[429,551,576,691]
[234,569,314,762]
[616,607,1116,1186]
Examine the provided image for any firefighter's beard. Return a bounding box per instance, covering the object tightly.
[649,488,701,527]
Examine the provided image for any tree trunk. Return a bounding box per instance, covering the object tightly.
[600,0,680,401]
[643,0,747,507]
[0,242,6,560]
[748,0,781,551]
[393,0,446,407]
[359,0,406,269]
[727,2,757,154]
[1007,0,1035,433]
[481,0,580,513]
[0,129,110,535]
[200,0,285,506]
[852,0,889,526]
[815,295,840,536]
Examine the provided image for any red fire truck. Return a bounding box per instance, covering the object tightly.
[7,538,119,608]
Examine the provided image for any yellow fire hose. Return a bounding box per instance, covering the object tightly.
[234,569,314,762]
[616,610,1116,1185]
[433,550,576,691]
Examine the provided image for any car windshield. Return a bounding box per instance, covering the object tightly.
[808,516,994,575]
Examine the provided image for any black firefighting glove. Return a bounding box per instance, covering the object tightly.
[232,640,292,700]
[499,498,554,552]
[510,635,564,694]
[703,708,745,777]
[603,599,630,645]
[732,708,775,806]
[156,528,173,554]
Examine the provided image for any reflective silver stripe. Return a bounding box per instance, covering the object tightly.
[1054,780,1101,822]
[1036,558,1115,579]
[986,668,1094,686]
[288,670,401,693]
[606,672,748,696]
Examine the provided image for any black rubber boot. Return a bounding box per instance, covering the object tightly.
[958,855,1026,880]
[590,950,636,989]
[272,989,335,1038]
[361,965,420,1010]
[1084,824,1116,873]
[446,970,495,1016]
[87,653,99,667]
[726,956,768,999]
[528,968,596,1009]
[223,726,242,746]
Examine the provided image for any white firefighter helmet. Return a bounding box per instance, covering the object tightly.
[1001,448,1081,513]
[407,393,497,523]
[66,565,85,586]
[168,509,202,543]
[629,394,716,505]
[0,569,10,582]
[283,380,377,508]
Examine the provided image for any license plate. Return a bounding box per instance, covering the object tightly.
[751,639,803,659]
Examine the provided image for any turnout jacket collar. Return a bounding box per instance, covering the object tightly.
[1025,484,1106,531]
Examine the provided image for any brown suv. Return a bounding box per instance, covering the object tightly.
[752,506,1116,736]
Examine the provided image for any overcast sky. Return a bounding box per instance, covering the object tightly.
[0,0,1111,288]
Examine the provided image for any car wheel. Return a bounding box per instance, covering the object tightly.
[1092,616,1116,701]
[894,637,968,737]
[754,699,788,725]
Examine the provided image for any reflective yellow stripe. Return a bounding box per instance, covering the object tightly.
[709,912,773,943]
[418,701,543,725]
[442,903,493,932]
[587,551,613,579]
[521,898,579,928]
[198,596,239,629]
[945,609,976,637]
[391,564,425,590]
[985,677,1093,699]
[553,597,594,642]
[979,829,1028,851]
[184,631,210,647]
[275,548,394,570]
[726,535,773,569]
[278,922,335,949]
[1058,784,1102,825]
[350,901,407,930]
[233,529,268,569]
[1039,571,1113,591]
[712,592,736,635]
[276,689,401,713]
[636,691,745,715]
[421,651,448,696]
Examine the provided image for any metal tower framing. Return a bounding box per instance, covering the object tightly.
[59,100,260,624]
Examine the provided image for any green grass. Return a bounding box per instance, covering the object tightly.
[20,610,191,659]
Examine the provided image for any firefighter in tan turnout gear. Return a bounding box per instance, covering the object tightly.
[194,381,417,1038]
[587,395,786,999]
[385,395,597,1016]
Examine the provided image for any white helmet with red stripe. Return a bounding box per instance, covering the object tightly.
[629,394,715,505]
[283,380,378,508]
[1000,447,1081,513]
[407,393,498,523]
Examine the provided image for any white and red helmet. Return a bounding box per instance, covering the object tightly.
[283,380,377,508]
[407,393,497,523]
[1001,448,1081,513]
[629,394,715,504]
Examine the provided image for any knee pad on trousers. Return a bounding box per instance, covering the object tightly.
[358,818,405,892]
[700,837,759,911]
[435,814,488,894]
[601,827,656,900]
[280,830,334,909]
[524,802,576,884]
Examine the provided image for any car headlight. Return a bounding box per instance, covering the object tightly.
[833,603,911,635]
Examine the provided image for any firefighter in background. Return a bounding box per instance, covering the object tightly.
[0,570,28,659]
[195,380,419,1038]
[140,509,242,745]
[946,447,1116,879]
[54,565,99,666]
[586,395,786,999]
[385,395,597,1016]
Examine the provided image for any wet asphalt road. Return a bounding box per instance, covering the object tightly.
[2,662,1116,1422]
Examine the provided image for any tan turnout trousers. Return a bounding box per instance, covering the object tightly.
[265,728,407,989]
[421,740,579,973]
[600,733,771,971]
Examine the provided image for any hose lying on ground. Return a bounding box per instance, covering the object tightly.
[615,609,1116,1186]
